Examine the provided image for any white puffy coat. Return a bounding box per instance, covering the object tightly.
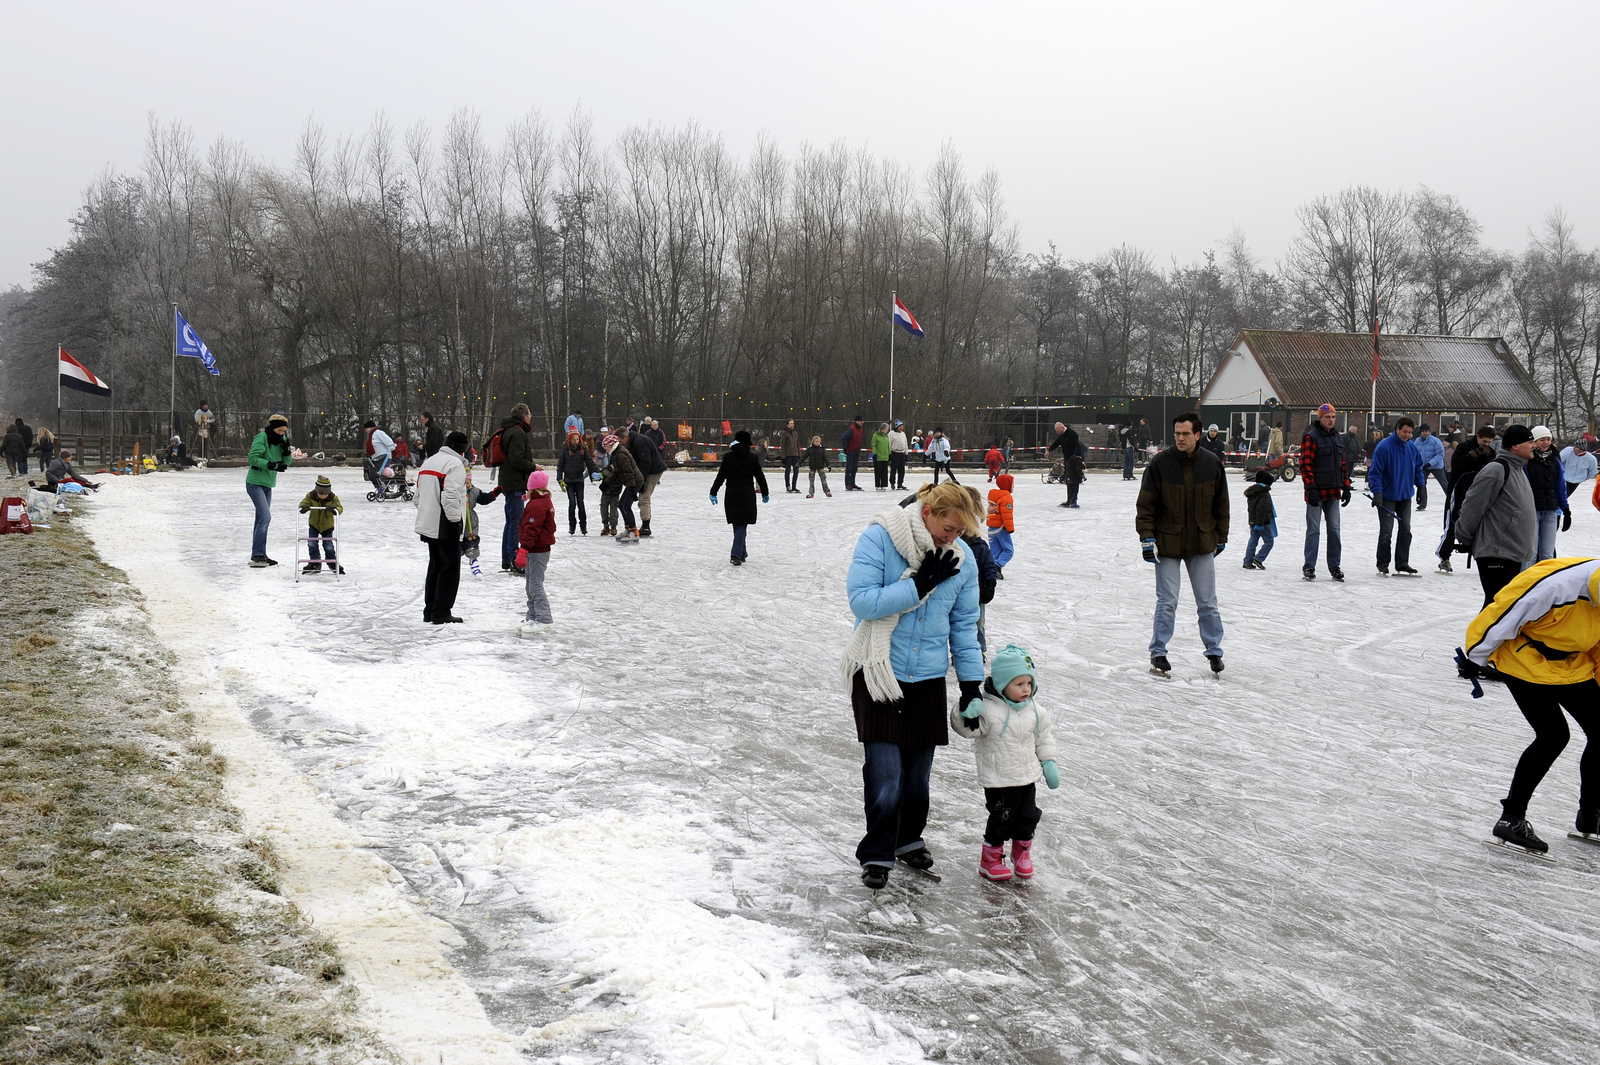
[414,446,467,538]
[950,690,1059,788]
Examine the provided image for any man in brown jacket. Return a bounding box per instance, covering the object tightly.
[1135,411,1229,676]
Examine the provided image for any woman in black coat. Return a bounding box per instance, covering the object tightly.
[709,430,770,566]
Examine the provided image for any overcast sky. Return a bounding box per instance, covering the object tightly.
[2,0,1597,291]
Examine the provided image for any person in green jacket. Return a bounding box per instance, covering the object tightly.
[246,413,294,567]
[871,422,892,492]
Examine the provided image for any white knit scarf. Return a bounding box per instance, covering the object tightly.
[841,505,964,703]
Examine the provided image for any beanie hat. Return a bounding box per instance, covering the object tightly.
[1501,424,1534,448]
[995,473,1013,492]
[445,430,469,452]
[527,470,549,492]
[1253,467,1276,485]
[1316,403,1337,415]
[734,429,752,446]
[315,475,332,488]
[1531,424,1553,441]
[602,434,619,451]
[988,643,1037,702]
[267,413,290,428]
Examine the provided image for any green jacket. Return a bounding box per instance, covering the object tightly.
[1135,446,1229,558]
[246,431,293,487]
[298,491,344,532]
[870,431,892,462]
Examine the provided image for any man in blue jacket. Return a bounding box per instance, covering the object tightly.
[1412,423,1447,510]
[1367,418,1426,575]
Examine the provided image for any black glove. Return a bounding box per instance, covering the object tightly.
[1213,542,1226,557]
[1370,494,1379,507]
[1340,486,1351,507]
[1562,510,1572,532]
[911,549,960,599]
[1455,648,1485,699]
[268,460,286,472]
[958,680,983,718]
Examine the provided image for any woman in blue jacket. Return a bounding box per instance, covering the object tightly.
[843,481,985,889]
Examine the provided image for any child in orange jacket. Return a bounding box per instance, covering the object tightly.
[987,472,1015,569]
[518,470,557,627]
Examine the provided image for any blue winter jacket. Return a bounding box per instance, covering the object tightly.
[1413,433,1445,471]
[847,524,984,684]
[1368,433,1425,501]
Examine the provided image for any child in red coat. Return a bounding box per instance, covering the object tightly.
[984,446,1004,481]
[518,470,557,626]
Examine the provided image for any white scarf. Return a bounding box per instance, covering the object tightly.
[841,505,964,703]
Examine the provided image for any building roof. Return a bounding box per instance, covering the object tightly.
[1235,330,1550,412]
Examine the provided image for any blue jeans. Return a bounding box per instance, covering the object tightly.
[246,484,272,557]
[1303,498,1342,572]
[1245,527,1275,564]
[1123,446,1136,479]
[1536,509,1561,560]
[1150,553,1223,658]
[856,741,937,867]
[501,490,524,567]
[731,523,748,559]
[307,526,336,560]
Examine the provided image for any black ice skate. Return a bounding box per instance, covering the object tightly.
[1330,568,1345,582]
[860,865,890,890]
[1207,655,1224,675]
[1149,655,1172,677]
[1491,817,1550,855]
[1569,808,1600,845]
[1302,567,1316,581]
[896,849,942,881]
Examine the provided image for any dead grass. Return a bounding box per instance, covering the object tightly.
[0,522,396,1064]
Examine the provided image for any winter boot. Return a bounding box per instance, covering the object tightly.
[1576,808,1600,836]
[249,556,272,568]
[979,844,1013,882]
[1302,567,1316,581]
[1330,568,1345,582]
[301,561,322,574]
[1493,817,1549,853]
[860,865,890,890]
[1010,840,1034,879]
[1438,557,1453,573]
[1207,654,1224,674]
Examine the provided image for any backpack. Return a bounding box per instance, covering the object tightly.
[484,427,508,468]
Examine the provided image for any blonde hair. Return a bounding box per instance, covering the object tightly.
[915,482,982,537]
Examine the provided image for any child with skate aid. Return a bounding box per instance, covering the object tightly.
[950,644,1060,881]
[517,470,557,627]
[1242,467,1277,569]
[298,475,345,574]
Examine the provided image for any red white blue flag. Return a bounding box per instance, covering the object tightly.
[893,297,925,338]
[59,348,110,397]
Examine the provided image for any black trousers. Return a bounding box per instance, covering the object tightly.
[1502,676,1600,821]
[932,461,958,484]
[983,783,1041,845]
[874,458,889,488]
[1477,557,1522,606]
[890,453,907,489]
[565,479,587,532]
[1067,479,1081,505]
[422,519,462,619]
[619,485,639,530]
[783,456,801,491]
[845,450,861,489]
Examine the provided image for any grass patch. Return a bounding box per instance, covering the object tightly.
[0,521,395,1064]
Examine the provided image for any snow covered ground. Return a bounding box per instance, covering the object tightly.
[82,463,1600,1065]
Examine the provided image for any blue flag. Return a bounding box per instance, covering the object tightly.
[174,308,222,376]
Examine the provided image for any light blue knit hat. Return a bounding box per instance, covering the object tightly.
[989,644,1037,700]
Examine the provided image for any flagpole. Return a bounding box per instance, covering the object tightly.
[171,303,178,443]
[56,343,62,454]
[889,290,896,425]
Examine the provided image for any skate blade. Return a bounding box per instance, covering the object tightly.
[895,859,943,882]
[1484,839,1556,863]
[1148,668,1171,678]
[1567,832,1600,847]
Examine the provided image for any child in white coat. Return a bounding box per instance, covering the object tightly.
[950,643,1059,881]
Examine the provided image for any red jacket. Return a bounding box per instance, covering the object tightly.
[518,493,557,552]
[984,447,1003,469]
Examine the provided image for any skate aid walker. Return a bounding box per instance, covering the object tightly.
[293,506,343,581]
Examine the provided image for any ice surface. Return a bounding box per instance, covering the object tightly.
[84,466,1600,1064]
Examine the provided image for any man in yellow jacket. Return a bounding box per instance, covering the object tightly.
[1460,557,1600,853]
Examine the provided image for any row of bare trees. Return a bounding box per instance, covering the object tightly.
[3,111,1599,442]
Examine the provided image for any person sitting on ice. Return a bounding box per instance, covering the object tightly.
[164,435,198,468]
[950,643,1060,882]
[45,449,99,492]
[1458,556,1600,855]
[298,475,345,574]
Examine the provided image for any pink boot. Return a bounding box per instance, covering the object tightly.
[1011,840,1034,879]
[979,843,1012,881]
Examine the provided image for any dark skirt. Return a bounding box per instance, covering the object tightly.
[852,671,949,747]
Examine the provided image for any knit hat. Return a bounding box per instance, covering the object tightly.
[1531,424,1553,441]
[1253,467,1276,485]
[267,413,290,428]
[527,469,549,492]
[314,475,332,488]
[996,473,1013,492]
[445,430,469,452]
[734,430,752,446]
[1316,403,1337,415]
[602,434,619,451]
[988,643,1037,701]
[1501,424,1534,448]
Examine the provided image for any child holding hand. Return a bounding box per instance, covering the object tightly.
[951,644,1059,881]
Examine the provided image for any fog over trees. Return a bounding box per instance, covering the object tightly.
[3,111,1598,440]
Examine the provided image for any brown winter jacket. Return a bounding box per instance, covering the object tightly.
[1135,446,1230,559]
[605,443,644,489]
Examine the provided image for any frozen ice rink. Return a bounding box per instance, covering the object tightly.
[84,463,1600,1064]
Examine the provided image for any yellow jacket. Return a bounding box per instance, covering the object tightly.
[1464,558,1600,685]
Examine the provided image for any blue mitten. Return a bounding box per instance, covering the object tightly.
[591,472,602,482]
[709,494,718,505]
[761,493,769,504]
[1041,760,1060,789]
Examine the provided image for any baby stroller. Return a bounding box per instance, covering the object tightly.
[365,456,414,502]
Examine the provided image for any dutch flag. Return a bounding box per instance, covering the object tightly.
[59,348,111,397]
[893,296,925,338]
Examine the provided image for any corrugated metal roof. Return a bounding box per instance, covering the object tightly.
[1240,330,1551,412]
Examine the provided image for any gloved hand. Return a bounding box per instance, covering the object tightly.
[299,505,310,514]
[268,460,285,472]
[958,679,983,720]
[1455,647,1485,700]
[1213,542,1226,557]
[911,549,960,599]
[1562,510,1572,532]
[709,494,718,505]
[761,493,769,504]
[1370,495,1379,507]
[1140,538,1157,564]
[591,472,602,482]
[1340,486,1351,506]
[1041,760,1061,789]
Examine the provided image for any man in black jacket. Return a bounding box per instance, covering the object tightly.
[1437,425,1498,573]
[13,418,33,475]
[626,425,668,536]
[1135,412,1229,675]
[1047,421,1080,506]
[496,404,537,572]
[420,412,443,459]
